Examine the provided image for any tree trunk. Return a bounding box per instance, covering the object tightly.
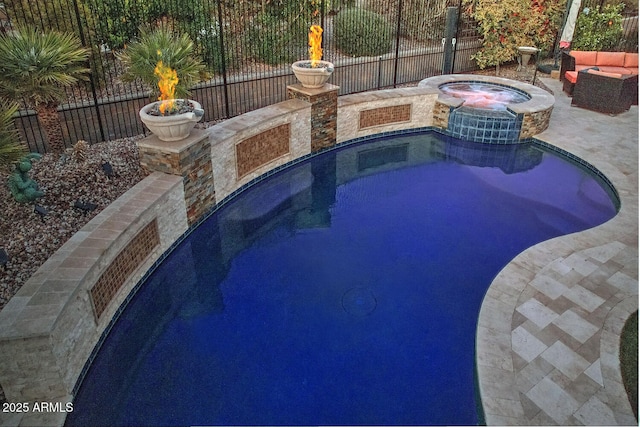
[35,102,66,153]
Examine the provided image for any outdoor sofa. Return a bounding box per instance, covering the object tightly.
[560,50,639,114]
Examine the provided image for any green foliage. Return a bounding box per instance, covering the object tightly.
[4,0,89,36]
[620,311,638,422]
[572,4,625,51]
[117,27,206,100]
[87,0,228,73]
[0,102,26,172]
[246,12,307,65]
[365,0,447,42]
[86,0,149,50]
[262,0,319,19]
[0,27,89,107]
[4,0,108,88]
[334,8,393,57]
[466,0,564,69]
[161,1,229,74]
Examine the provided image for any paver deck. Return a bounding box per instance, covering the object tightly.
[476,76,638,425]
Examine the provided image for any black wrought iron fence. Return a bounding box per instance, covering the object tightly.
[0,0,486,152]
[1,0,636,153]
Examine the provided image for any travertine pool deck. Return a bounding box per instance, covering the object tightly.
[476,76,638,425]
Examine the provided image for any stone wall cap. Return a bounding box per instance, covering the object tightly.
[137,128,209,154]
[338,87,438,107]
[287,83,339,96]
[0,173,183,341]
[208,99,309,144]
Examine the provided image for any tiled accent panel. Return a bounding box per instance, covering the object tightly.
[337,87,439,143]
[90,219,159,320]
[359,104,411,129]
[236,124,290,178]
[418,75,556,142]
[209,98,311,202]
[138,130,215,225]
[447,107,524,144]
[520,107,553,139]
[0,173,187,411]
[432,100,452,130]
[287,83,338,152]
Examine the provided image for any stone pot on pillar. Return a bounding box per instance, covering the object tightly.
[139,99,204,142]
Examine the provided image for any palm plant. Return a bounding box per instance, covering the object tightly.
[0,102,27,172]
[0,27,89,153]
[117,27,205,101]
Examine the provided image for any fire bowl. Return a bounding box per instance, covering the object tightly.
[291,60,335,89]
[139,100,204,142]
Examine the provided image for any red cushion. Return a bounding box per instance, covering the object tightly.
[570,51,597,65]
[586,69,623,79]
[565,71,578,83]
[595,52,626,67]
[624,53,639,68]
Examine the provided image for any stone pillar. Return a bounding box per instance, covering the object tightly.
[137,129,215,225]
[287,83,338,152]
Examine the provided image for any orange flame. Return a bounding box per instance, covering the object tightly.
[309,25,323,67]
[154,60,179,115]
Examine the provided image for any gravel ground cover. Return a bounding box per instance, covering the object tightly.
[0,137,147,309]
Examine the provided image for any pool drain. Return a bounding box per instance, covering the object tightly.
[341,287,377,316]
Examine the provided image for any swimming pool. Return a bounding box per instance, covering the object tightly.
[66,130,617,426]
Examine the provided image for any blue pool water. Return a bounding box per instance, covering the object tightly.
[67,131,617,426]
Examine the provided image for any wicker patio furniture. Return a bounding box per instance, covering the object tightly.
[571,69,638,115]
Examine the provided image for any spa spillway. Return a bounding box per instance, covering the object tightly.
[419,74,555,144]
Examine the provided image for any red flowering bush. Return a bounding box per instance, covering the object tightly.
[465,0,564,70]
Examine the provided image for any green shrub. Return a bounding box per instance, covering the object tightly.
[364,0,446,42]
[0,102,26,172]
[86,0,148,50]
[245,13,307,65]
[4,0,108,89]
[334,8,393,57]
[572,4,625,51]
[117,28,205,100]
[620,311,638,421]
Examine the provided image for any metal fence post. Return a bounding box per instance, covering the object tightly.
[72,0,106,144]
[442,7,458,75]
[216,0,230,119]
[393,0,404,87]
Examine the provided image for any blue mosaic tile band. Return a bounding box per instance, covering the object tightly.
[448,107,524,144]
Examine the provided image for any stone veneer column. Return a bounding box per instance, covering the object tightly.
[287,83,338,152]
[137,129,215,225]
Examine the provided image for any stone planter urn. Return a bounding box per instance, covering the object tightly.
[139,99,204,142]
[517,46,539,71]
[291,60,335,89]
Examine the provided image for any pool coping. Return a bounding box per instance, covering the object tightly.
[475,76,638,425]
[418,73,555,115]
[0,78,636,426]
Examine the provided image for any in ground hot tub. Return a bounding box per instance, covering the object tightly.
[419,74,555,144]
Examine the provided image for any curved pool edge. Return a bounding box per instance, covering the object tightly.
[0,78,635,427]
[419,74,555,113]
[475,76,638,425]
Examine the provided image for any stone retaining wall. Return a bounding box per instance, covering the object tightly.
[0,173,187,426]
[337,87,439,143]
[208,97,312,203]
